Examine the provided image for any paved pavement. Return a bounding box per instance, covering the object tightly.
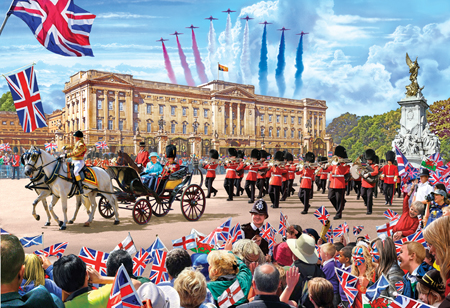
[0,175,403,276]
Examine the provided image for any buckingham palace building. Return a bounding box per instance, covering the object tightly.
[59,70,332,157]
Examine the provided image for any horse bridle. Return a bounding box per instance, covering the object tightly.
[23,148,57,172]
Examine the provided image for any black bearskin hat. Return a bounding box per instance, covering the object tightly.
[228,148,237,157]
[260,150,268,160]
[274,151,284,162]
[285,153,294,162]
[166,144,176,158]
[385,151,395,163]
[305,152,315,163]
[334,145,348,159]
[374,155,380,165]
[251,149,261,159]
[236,150,245,159]
[209,149,219,159]
[364,149,376,161]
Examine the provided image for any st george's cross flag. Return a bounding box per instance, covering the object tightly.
[217,279,245,308]
[390,295,434,308]
[335,268,359,307]
[172,234,197,250]
[278,211,289,237]
[353,225,364,236]
[34,242,68,259]
[376,219,398,237]
[4,66,47,133]
[8,0,96,57]
[107,264,142,308]
[132,248,151,277]
[114,233,137,256]
[394,230,427,255]
[20,234,43,247]
[149,249,169,285]
[365,274,390,301]
[44,142,57,152]
[79,247,109,276]
[314,206,330,225]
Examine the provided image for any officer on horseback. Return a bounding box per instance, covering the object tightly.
[60,130,87,194]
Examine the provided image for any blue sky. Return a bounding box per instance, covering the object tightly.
[1,0,450,121]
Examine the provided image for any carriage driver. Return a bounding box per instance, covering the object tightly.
[60,130,87,194]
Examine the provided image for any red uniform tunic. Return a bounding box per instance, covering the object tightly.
[225,161,239,179]
[257,161,268,179]
[298,167,316,189]
[236,161,245,179]
[12,154,20,167]
[319,167,330,180]
[288,164,296,180]
[135,150,150,168]
[269,166,283,186]
[323,164,350,189]
[245,163,261,181]
[204,162,219,178]
[281,165,289,182]
[380,164,398,184]
[161,162,180,177]
[362,164,379,188]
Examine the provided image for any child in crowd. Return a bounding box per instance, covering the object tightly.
[417,269,446,307]
[392,201,423,241]
[320,243,340,308]
[337,246,352,308]
[351,246,375,308]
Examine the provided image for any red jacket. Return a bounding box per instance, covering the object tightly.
[161,162,180,178]
[225,161,239,179]
[323,163,350,189]
[298,167,315,189]
[245,163,260,181]
[269,166,283,186]
[265,165,272,179]
[12,154,20,167]
[288,164,296,180]
[362,164,379,188]
[392,194,419,237]
[257,161,268,179]
[204,162,219,178]
[236,162,245,178]
[319,166,330,180]
[380,164,399,184]
[135,150,149,167]
[281,165,289,182]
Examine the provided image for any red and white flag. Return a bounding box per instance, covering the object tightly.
[172,234,197,250]
[217,280,245,308]
[114,233,137,256]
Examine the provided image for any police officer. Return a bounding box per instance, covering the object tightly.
[241,199,270,255]
[61,131,87,194]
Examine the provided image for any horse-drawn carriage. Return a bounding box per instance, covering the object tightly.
[98,165,206,224]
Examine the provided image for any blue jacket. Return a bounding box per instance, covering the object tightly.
[1,285,64,308]
[142,161,163,176]
[402,262,433,299]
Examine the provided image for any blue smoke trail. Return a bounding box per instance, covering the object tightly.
[294,35,304,98]
[275,31,286,97]
[258,25,268,95]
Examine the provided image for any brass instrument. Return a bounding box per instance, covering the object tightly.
[327,155,352,166]
[295,161,318,172]
[350,157,377,183]
[267,159,285,168]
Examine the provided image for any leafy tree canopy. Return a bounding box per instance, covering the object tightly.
[0,92,15,112]
[427,98,450,161]
[326,112,360,144]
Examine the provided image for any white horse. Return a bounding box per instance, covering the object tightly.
[23,146,119,230]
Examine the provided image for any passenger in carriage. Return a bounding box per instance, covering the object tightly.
[157,145,180,193]
[141,152,163,191]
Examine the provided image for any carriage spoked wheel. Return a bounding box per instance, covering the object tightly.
[149,195,171,217]
[98,194,115,219]
[180,184,205,221]
[190,166,204,188]
[133,199,152,225]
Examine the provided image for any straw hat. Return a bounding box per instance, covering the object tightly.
[286,234,319,264]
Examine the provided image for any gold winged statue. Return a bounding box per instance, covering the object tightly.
[405,53,424,97]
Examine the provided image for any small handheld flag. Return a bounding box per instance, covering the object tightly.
[384,209,399,221]
[149,249,169,285]
[217,279,244,308]
[132,248,151,277]
[172,234,197,250]
[44,142,57,152]
[78,247,109,276]
[353,225,364,236]
[107,264,142,308]
[365,274,390,301]
[20,234,43,247]
[34,242,68,259]
[278,212,289,237]
[314,206,329,225]
[114,233,137,256]
[335,267,359,306]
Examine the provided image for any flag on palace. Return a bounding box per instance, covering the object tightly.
[34,242,68,259]
[4,66,47,133]
[8,0,96,57]
[20,234,43,247]
[107,264,142,308]
[218,64,228,72]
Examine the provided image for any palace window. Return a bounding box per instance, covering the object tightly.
[269,114,273,122]
[2,121,6,125]
[269,128,273,137]
[298,130,302,138]
[260,114,264,121]
[204,109,208,118]
[277,128,280,137]
[97,100,102,109]
[134,104,138,113]
[291,116,294,125]
[119,120,123,130]
[146,104,151,114]
[284,116,287,124]
[108,101,113,110]
[171,123,175,134]
[10,121,14,125]
[291,130,294,138]
[193,108,198,117]
[204,124,208,135]
[298,117,302,125]
[147,122,151,133]
[108,120,113,130]
[182,107,187,116]
[171,106,176,116]
[97,119,102,130]
[133,121,138,132]
[119,101,124,111]
[159,105,164,115]
[277,115,280,123]
[284,129,287,138]
[183,123,187,134]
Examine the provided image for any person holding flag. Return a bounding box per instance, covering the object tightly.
[60,131,87,194]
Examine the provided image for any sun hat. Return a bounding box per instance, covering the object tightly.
[137,282,180,308]
[286,234,319,264]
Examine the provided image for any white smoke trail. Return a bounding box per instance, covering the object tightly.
[207,20,217,79]
[240,20,251,84]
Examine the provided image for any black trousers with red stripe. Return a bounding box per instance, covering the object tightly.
[256,178,265,198]
[224,178,235,200]
[269,185,281,208]
[328,188,346,217]
[384,183,394,204]
[299,188,312,212]
[245,180,256,202]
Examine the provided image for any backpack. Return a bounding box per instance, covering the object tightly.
[299,265,322,308]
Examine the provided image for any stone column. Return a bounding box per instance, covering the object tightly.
[237,103,241,135]
[157,135,168,155]
[229,103,233,136]
[115,92,119,131]
[103,90,108,131]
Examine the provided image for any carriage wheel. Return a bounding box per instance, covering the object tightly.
[190,166,204,188]
[98,194,115,219]
[181,184,206,221]
[133,199,152,225]
[150,196,171,217]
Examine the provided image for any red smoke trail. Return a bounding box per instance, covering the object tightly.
[191,29,208,84]
[176,36,196,86]
[162,42,177,84]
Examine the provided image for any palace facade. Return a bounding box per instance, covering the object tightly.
[60,70,332,157]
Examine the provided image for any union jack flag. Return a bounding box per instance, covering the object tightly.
[19,234,43,247]
[95,141,108,150]
[260,222,276,250]
[4,66,47,133]
[44,142,57,152]
[9,0,96,57]
[229,223,244,244]
[132,248,151,277]
[201,218,232,245]
[1,228,9,235]
[107,264,142,308]
[353,225,364,236]
[395,146,409,177]
[384,209,399,221]
[390,294,433,308]
[394,230,427,255]
[429,171,443,186]
[335,267,359,306]
[376,219,398,237]
[325,228,333,243]
[395,281,404,293]
[315,245,322,261]
[333,224,345,237]
[1,143,12,151]
[34,242,68,259]
[314,206,329,225]
[78,247,109,276]
[364,234,370,240]
[172,234,197,250]
[149,249,169,285]
[405,163,419,179]
[342,222,349,234]
[278,211,289,237]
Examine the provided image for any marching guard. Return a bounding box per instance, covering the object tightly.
[281,153,295,200]
[244,149,261,203]
[60,130,87,194]
[297,152,316,214]
[256,150,269,198]
[319,156,329,194]
[234,150,245,196]
[315,156,322,192]
[379,150,398,206]
[361,149,379,215]
[224,148,239,201]
[203,149,219,198]
[268,151,285,208]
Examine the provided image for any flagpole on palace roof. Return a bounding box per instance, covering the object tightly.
[0,0,15,36]
[217,62,220,81]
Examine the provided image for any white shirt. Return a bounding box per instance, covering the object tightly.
[415,182,434,202]
[322,258,334,267]
[250,222,263,231]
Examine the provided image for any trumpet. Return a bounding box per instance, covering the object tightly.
[328,155,352,166]
[267,159,285,167]
[295,161,318,171]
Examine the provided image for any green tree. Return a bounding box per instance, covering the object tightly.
[326,112,360,144]
[0,92,15,112]
[427,98,450,139]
